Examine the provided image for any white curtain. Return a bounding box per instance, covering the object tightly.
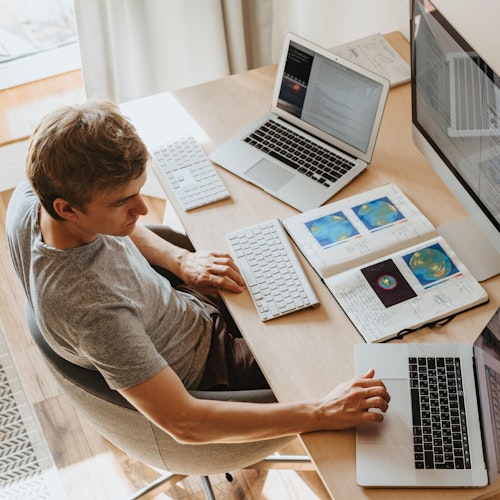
[74,0,408,104]
[74,0,274,103]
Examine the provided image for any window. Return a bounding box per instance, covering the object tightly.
[0,0,80,90]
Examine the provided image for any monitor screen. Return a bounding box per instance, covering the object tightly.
[411,0,500,280]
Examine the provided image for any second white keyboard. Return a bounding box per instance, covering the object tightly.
[152,136,230,211]
[227,219,320,321]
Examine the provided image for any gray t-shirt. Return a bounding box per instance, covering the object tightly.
[6,181,213,390]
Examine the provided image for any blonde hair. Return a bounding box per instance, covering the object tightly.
[27,100,149,220]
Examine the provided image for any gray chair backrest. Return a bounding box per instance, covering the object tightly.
[25,305,293,475]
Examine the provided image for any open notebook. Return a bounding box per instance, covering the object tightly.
[283,183,488,342]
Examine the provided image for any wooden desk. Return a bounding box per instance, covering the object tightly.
[122,32,500,499]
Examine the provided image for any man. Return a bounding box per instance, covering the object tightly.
[7,100,390,445]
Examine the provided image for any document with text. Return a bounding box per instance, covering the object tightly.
[283,183,488,342]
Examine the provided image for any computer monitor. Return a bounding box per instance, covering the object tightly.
[410,0,500,281]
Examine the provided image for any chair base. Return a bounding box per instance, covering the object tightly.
[129,472,186,500]
[130,454,312,499]
[130,471,215,500]
[245,454,314,471]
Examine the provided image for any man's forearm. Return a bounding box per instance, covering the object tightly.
[120,365,389,445]
[129,223,188,273]
[175,398,320,444]
[121,364,317,444]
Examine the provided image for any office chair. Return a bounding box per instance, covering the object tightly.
[25,225,312,499]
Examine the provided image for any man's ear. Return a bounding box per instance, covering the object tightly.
[52,198,79,221]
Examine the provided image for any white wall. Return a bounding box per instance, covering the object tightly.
[271,0,409,59]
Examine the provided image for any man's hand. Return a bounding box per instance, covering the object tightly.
[129,225,245,293]
[178,250,245,293]
[316,369,391,430]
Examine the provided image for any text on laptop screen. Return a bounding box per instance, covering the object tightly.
[277,41,384,154]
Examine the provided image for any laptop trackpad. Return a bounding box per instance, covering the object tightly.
[245,158,294,192]
[358,379,412,444]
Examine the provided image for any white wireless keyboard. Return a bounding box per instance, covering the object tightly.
[151,136,230,211]
[227,219,320,321]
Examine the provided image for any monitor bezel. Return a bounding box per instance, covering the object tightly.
[410,0,500,235]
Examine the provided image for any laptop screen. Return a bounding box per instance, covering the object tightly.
[473,307,500,484]
[276,40,385,154]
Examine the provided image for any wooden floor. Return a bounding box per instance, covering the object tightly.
[0,75,329,499]
[0,70,85,146]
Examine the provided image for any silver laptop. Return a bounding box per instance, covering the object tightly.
[209,32,390,213]
[354,307,500,488]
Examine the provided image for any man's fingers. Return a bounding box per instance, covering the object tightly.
[213,263,245,286]
[199,269,244,293]
[217,275,245,293]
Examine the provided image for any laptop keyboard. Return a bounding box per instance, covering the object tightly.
[226,218,319,321]
[243,119,357,187]
[409,357,471,470]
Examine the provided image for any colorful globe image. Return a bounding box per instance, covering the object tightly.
[406,245,457,285]
[305,212,359,248]
[354,197,404,229]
